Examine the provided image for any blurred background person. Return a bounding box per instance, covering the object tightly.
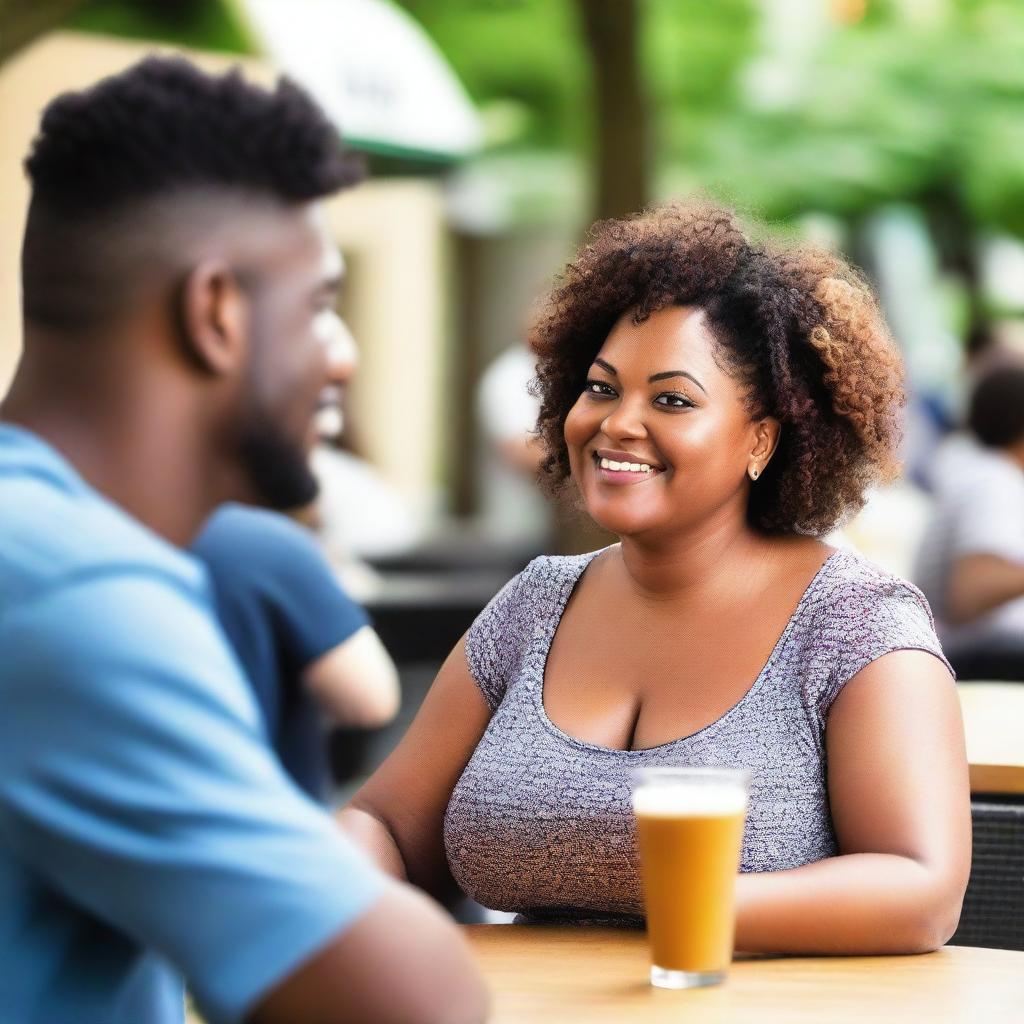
[475,340,551,550]
[194,312,401,802]
[915,364,1024,681]
[194,503,400,802]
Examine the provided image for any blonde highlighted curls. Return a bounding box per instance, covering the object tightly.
[530,201,905,537]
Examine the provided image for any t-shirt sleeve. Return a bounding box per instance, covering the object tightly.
[196,507,370,668]
[947,462,1024,563]
[463,563,537,711]
[810,574,955,724]
[0,570,383,1024]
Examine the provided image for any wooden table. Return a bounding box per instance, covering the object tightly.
[959,683,1024,795]
[465,925,1024,1023]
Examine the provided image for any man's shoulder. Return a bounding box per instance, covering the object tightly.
[0,443,205,613]
[194,504,327,578]
[935,434,1023,493]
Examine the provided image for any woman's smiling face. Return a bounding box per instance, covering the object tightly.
[564,304,776,540]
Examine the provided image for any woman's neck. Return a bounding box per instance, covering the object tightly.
[614,516,774,605]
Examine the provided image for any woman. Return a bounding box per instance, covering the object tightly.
[341,202,970,954]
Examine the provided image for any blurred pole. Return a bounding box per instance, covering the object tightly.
[573,0,650,221]
[0,0,89,65]
[450,229,486,518]
[558,0,650,554]
[921,179,993,361]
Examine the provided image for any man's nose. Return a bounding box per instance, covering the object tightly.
[325,318,359,386]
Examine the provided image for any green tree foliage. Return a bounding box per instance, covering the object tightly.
[67,0,252,55]
[399,0,1024,237]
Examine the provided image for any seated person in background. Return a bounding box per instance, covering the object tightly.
[0,57,485,1024]
[341,201,970,956]
[194,504,399,801]
[914,365,1024,679]
[475,342,552,551]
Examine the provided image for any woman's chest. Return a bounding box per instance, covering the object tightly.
[542,598,797,751]
[443,699,834,916]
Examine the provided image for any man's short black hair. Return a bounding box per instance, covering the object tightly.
[968,365,1024,449]
[25,55,361,213]
[22,56,361,329]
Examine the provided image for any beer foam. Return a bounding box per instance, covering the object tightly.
[631,783,747,818]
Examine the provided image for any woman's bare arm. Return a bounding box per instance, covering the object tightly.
[337,635,493,899]
[734,649,971,954]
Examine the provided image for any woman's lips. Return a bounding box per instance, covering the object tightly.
[591,451,665,486]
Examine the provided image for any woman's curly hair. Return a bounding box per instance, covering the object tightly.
[530,201,905,536]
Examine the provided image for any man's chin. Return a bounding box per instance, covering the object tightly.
[238,429,320,511]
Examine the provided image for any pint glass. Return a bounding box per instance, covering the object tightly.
[632,766,749,989]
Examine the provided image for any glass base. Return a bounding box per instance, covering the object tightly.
[650,965,726,989]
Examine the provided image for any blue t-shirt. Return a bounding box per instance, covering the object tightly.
[0,425,382,1024]
[193,505,370,800]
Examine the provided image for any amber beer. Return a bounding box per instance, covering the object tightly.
[632,767,749,989]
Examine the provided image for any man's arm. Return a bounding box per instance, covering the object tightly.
[250,882,486,1024]
[305,624,400,728]
[945,551,1024,624]
[0,572,485,1024]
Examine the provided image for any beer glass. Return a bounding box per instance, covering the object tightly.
[631,766,749,989]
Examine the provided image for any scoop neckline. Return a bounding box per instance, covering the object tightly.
[532,545,843,757]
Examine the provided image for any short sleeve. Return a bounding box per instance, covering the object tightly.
[810,574,954,722]
[464,565,536,710]
[0,571,382,1024]
[196,506,370,668]
[947,463,1024,563]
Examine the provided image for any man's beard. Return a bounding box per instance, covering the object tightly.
[237,412,319,511]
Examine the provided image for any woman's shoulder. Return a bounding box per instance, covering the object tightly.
[805,545,934,621]
[519,547,609,591]
[795,544,949,680]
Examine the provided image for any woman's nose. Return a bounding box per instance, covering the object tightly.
[600,397,647,441]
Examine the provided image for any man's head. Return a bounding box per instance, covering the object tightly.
[20,56,361,509]
[968,364,1024,465]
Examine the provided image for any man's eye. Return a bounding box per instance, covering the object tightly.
[585,380,616,397]
[654,393,694,409]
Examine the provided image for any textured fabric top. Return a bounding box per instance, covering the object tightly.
[444,546,952,922]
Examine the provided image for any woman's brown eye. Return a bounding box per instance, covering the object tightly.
[655,393,694,409]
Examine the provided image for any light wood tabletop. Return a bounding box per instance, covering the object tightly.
[958,682,1024,795]
[465,925,1024,1023]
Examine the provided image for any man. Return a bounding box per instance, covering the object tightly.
[194,501,402,799]
[915,363,1024,680]
[0,57,486,1024]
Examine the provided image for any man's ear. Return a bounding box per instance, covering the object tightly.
[177,260,248,375]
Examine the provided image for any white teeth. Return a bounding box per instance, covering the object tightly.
[599,457,654,474]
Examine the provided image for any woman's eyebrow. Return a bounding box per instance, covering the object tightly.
[592,358,707,395]
[648,369,707,394]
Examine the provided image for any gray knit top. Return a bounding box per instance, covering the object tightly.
[443,546,952,922]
